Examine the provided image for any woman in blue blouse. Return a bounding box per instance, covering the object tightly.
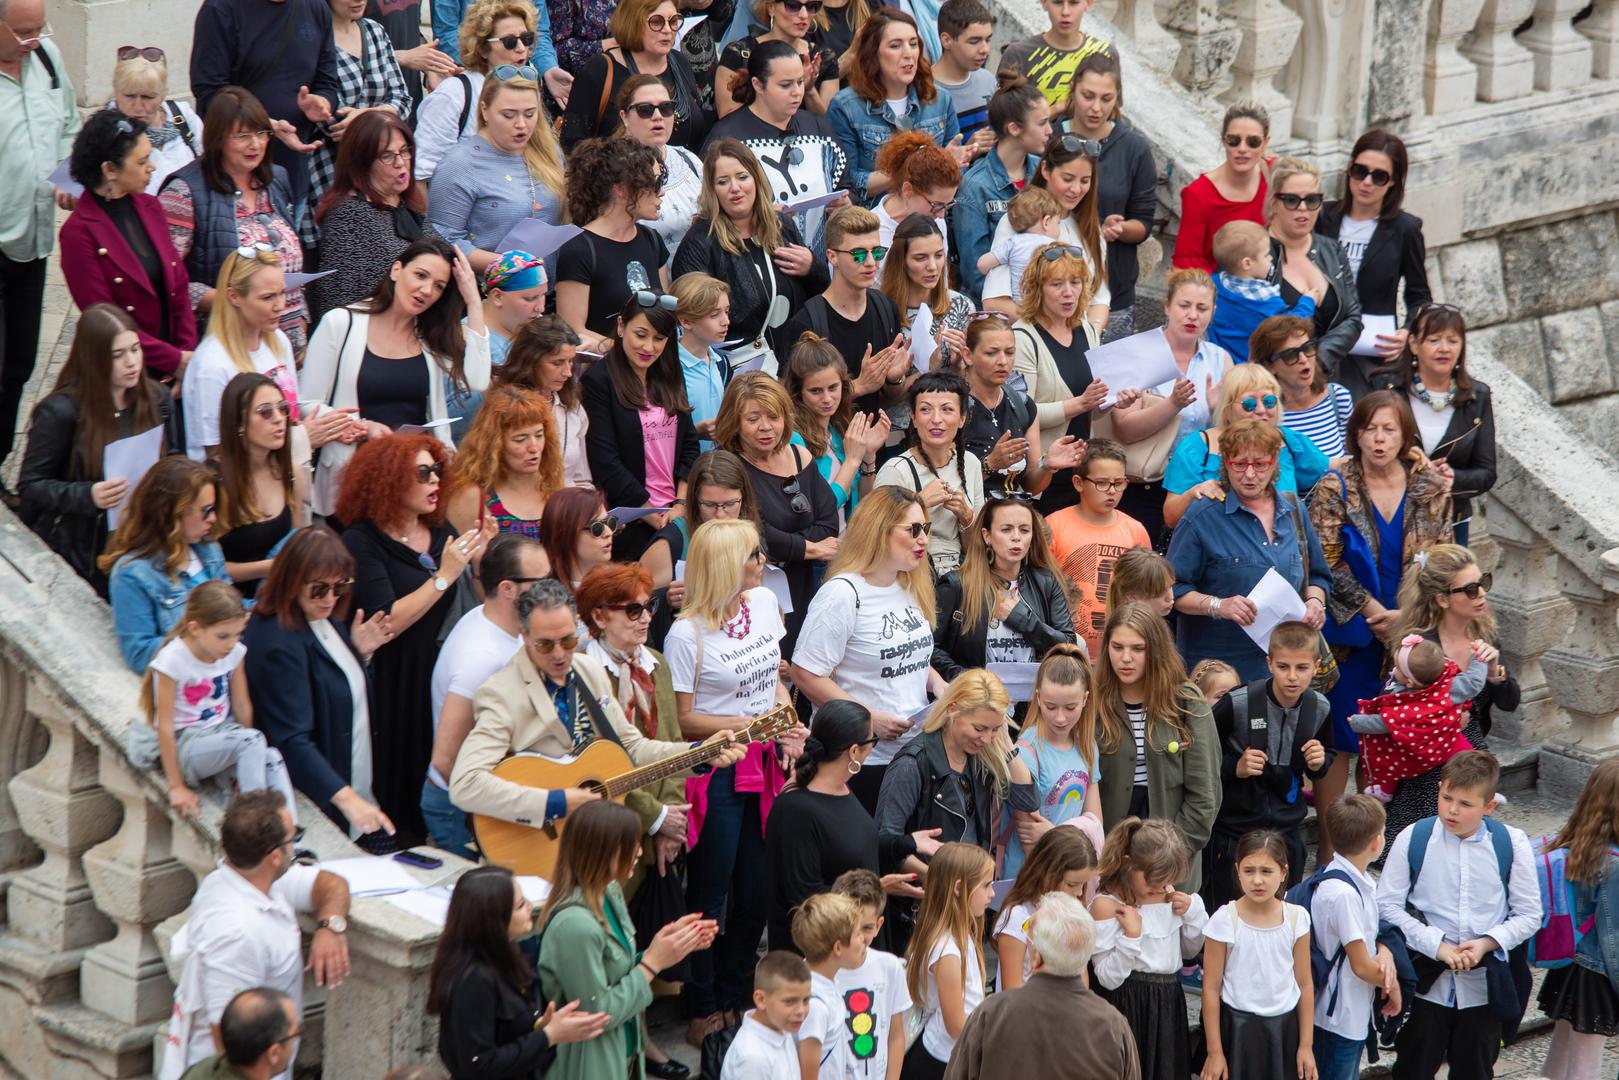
[825,8,969,205]
[784,333,891,521]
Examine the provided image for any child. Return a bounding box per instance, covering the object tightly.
[792,892,866,1080]
[1003,643,1105,879]
[994,826,1097,991]
[1045,439,1153,655]
[901,843,994,1080]
[831,869,912,1080]
[1107,546,1176,619]
[933,0,998,152]
[127,580,296,822]
[999,0,1118,107]
[1205,621,1334,911]
[974,188,1064,306]
[1350,634,1492,803]
[1307,795,1402,1080]
[673,272,733,450]
[1192,659,1241,705]
[1207,221,1318,362]
[1374,751,1541,1080]
[1200,830,1316,1080]
[1537,760,1619,1080]
[1091,817,1208,1080]
[722,951,814,1080]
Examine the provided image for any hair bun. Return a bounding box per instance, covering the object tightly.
[995,68,1028,92]
[803,734,827,759]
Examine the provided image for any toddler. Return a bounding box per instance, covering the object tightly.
[1351,634,1491,803]
[976,187,1064,304]
[1206,220,1317,362]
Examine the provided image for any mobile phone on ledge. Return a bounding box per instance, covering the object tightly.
[393,849,444,870]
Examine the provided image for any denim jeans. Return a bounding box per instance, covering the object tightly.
[1315,1027,1366,1080]
[420,779,476,859]
[683,766,766,1017]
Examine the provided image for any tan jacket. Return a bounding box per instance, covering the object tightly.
[450,649,693,827]
[1011,317,1101,453]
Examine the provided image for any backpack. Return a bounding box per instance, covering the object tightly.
[1407,815,1512,891]
[1527,840,1619,968]
[803,289,901,360]
[1284,866,1358,1014]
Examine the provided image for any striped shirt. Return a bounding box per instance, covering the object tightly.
[938,68,997,142]
[1282,383,1354,460]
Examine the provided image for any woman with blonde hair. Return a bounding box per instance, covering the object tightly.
[559,0,709,150]
[445,386,562,545]
[107,46,203,192]
[1265,155,1363,395]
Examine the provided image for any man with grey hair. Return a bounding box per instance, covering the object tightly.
[944,892,1140,1080]
[450,578,746,831]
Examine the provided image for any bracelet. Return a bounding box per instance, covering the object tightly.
[1208,596,1222,619]
[639,959,658,978]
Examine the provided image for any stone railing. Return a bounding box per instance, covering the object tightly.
[0,508,457,1078]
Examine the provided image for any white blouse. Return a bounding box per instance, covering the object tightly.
[309,618,374,838]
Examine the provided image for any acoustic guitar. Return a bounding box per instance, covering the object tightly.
[474,703,799,879]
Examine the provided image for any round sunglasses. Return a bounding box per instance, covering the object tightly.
[830,245,887,264]
[1240,394,1279,412]
[117,44,164,62]
[1348,162,1393,186]
[1224,133,1264,150]
[305,578,354,600]
[583,516,621,538]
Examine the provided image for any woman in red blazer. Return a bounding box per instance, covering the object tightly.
[60,110,198,381]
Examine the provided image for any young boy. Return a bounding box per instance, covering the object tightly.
[1375,751,1541,1080]
[933,0,998,154]
[1045,439,1151,657]
[1203,620,1334,910]
[1206,220,1318,361]
[830,869,912,1080]
[1307,794,1403,1080]
[721,951,813,1080]
[975,187,1064,304]
[792,892,867,1080]
[999,0,1117,107]
[673,272,733,450]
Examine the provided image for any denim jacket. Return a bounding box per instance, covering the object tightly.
[954,149,1040,302]
[1574,852,1619,992]
[109,542,229,671]
[826,86,961,204]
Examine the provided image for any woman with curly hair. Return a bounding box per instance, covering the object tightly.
[553,138,673,352]
[872,132,961,265]
[337,434,498,842]
[445,385,562,545]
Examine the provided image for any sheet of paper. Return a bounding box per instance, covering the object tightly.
[1083,329,1185,407]
[608,506,673,524]
[395,417,460,434]
[1349,312,1399,357]
[319,856,428,897]
[673,12,707,49]
[674,559,685,582]
[990,878,1016,911]
[516,875,551,905]
[905,701,935,729]
[775,189,845,216]
[102,423,166,531]
[909,304,933,373]
[381,885,453,927]
[731,351,768,375]
[987,661,1041,702]
[762,563,794,614]
[1241,567,1309,650]
[495,219,582,260]
[283,269,338,290]
[49,157,83,198]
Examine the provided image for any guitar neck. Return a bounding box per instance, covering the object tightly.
[603,736,751,798]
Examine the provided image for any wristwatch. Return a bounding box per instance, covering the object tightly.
[317,915,348,934]
[433,576,449,592]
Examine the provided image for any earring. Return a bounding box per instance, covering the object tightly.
[847,758,862,775]
[237,429,245,437]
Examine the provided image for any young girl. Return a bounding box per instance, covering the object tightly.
[1091,817,1209,1080]
[994,826,1097,991]
[127,581,296,821]
[902,842,995,1080]
[1192,659,1241,705]
[1002,643,1103,879]
[1200,830,1316,1080]
[1537,758,1619,1080]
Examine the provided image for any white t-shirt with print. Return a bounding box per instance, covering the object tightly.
[665,587,785,720]
[1204,900,1312,1016]
[919,935,984,1062]
[182,330,297,460]
[792,573,933,766]
[834,948,911,1079]
[149,638,246,732]
[992,900,1036,992]
[1337,216,1378,279]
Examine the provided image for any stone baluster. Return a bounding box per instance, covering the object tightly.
[1218,0,1304,137]
[321,917,442,1077]
[1577,0,1619,78]
[1425,0,1488,112]
[1460,0,1538,100]
[0,662,47,873]
[1520,0,1594,89]
[1161,0,1243,95]
[1536,549,1619,798]
[1107,0,1184,71]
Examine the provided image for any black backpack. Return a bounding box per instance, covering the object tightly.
[801,289,900,357]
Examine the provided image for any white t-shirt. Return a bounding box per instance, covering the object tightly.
[834,947,911,1079]
[992,900,1036,991]
[1337,215,1378,279]
[1204,900,1312,1016]
[800,970,848,1080]
[792,573,933,766]
[985,617,1036,665]
[919,935,983,1062]
[665,587,785,720]
[427,605,522,786]
[1311,855,1382,1040]
[149,638,246,732]
[1408,391,1454,455]
[886,96,909,123]
[719,1011,799,1080]
[182,330,297,460]
[309,618,375,831]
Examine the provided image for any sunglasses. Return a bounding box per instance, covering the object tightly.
[530,634,580,654]
[1348,162,1393,186]
[895,521,932,539]
[1040,244,1088,262]
[280,826,306,850]
[117,44,164,62]
[782,140,805,167]
[626,100,678,119]
[1275,192,1325,211]
[487,31,537,49]
[779,0,824,10]
[1224,133,1264,149]
[491,63,539,82]
[604,601,653,620]
[414,462,446,484]
[1416,302,1464,319]
[253,400,291,420]
[1049,133,1101,159]
[968,310,1011,323]
[236,241,275,259]
[1446,573,1493,599]
[1240,394,1279,412]
[782,477,811,515]
[748,546,766,561]
[633,290,679,312]
[830,246,887,264]
[584,516,621,537]
[646,13,685,30]
[305,578,354,600]
[1268,340,1318,366]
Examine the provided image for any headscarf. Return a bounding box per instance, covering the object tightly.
[481,249,547,297]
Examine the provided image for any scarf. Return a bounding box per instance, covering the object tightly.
[584,637,661,738]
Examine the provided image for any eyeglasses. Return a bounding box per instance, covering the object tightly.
[253,400,291,420]
[1239,394,1279,412]
[646,13,685,31]
[491,63,540,82]
[1274,192,1325,211]
[926,196,956,216]
[195,502,217,519]
[1348,162,1393,186]
[305,578,354,600]
[782,477,811,515]
[626,100,678,120]
[1049,133,1101,159]
[895,521,932,538]
[529,634,580,653]
[10,20,53,46]
[1446,573,1493,599]
[1224,133,1264,149]
[632,290,679,312]
[117,45,165,62]
[1082,476,1128,492]
[1040,244,1087,262]
[487,31,537,49]
[698,497,742,514]
[1226,458,1275,475]
[414,462,446,484]
[778,0,824,11]
[378,146,414,167]
[273,1027,303,1046]
[229,128,272,145]
[747,546,766,562]
[604,601,653,620]
[1268,340,1318,367]
[830,246,887,264]
[504,576,547,586]
[584,516,621,537]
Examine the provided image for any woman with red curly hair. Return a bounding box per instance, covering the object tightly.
[444,386,563,545]
[338,433,498,843]
[872,131,961,270]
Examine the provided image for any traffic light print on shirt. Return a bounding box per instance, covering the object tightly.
[844,986,878,1060]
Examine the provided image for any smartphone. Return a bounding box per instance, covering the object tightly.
[393,849,444,870]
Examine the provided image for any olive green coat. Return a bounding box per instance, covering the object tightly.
[538,883,650,1080]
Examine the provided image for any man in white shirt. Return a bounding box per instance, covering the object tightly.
[163,792,352,1080]
[421,534,547,855]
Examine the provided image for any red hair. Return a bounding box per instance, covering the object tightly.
[447,386,563,498]
[538,486,605,586]
[314,109,425,222]
[335,434,453,529]
[874,130,959,194]
[576,563,655,637]
[847,8,936,106]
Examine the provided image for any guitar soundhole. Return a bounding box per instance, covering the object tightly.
[581,779,608,799]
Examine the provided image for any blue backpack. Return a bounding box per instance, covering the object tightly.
[1407,815,1513,889]
[1284,866,1359,1014]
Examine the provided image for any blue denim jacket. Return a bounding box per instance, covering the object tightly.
[954,149,1040,302]
[1167,490,1331,681]
[432,0,559,70]
[1573,852,1619,992]
[109,543,229,671]
[826,86,961,204]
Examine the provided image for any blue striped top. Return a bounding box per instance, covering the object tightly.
[1281,383,1354,460]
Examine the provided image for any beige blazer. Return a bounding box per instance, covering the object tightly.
[1011,317,1101,453]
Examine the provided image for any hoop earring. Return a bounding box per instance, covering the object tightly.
[847,758,862,775]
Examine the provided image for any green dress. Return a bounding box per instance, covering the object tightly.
[538,883,652,1080]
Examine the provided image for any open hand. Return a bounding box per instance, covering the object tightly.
[1170,378,1197,409]
[984,431,1030,473]
[397,39,461,76]
[297,85,333,123]
[538,999,613,1046]
[350,608,395,657]
[881,872,924,899]
[271,118,323,154]
[544,67,574,108]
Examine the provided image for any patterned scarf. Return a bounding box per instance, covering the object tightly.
[586,638,660,738]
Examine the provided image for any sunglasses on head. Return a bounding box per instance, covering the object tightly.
[1446,573,1493,599]
[487,31,537,49]
[1224,133,1264,149]
[625,100,678,119]
[779,0,824,11]
[646,12,684,30]
[968,310,1011,323]
[490,63,539,82]
[782,140,805,167]
[830,245,887,264]
[1049,133,1101,159]
[530,634,580,654]
[1040,243,1087,262]
[584,516,621,537]
[1268,340,1318,366]
[632,290,679,312]
[305,578,354,600]
[117,44,165,62]
[1240,394,1279,412]
[1275,192,1325,211]
[253,400,291,420]
[1348,162,1393,186]
[895,521,932,538]
[235,241,275,260]
[414,462,446,484]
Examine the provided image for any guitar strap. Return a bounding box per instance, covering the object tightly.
[574,672,627,750]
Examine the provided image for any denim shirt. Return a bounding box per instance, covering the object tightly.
[826,86,961,204]
[954,149,1040,302]
[109,542,229,671]
[1167,490,1331,680]
[1573,852,1619,991]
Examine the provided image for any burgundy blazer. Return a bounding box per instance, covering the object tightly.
[59,193,198,375]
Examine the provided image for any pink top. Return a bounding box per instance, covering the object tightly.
[640,403,678,506]
[1172,171,1270,273]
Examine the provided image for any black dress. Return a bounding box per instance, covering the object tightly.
[343,518,457,843]
[219,502,292,599]
[743,446,839,651]
[1033,323,1094,516]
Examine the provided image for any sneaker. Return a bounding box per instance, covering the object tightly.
[1365,782,1394,804]
[1178,964,1203,990]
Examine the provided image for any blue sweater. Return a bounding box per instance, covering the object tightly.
[1209,272,1315,362]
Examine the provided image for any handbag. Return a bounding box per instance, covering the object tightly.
[1287,496,1339,692]
[1089,392,1178,483]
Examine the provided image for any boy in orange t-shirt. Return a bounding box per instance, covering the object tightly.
[1047,439,1152,656]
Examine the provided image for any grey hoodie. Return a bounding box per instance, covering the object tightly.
[1090,114,1158,310]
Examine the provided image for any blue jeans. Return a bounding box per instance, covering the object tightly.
[683,766,766,1017]
[420,780,476,859]
[1315,1027,1365,1080]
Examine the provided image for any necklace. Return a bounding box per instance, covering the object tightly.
[1411,373,1455,412]
[915,446,955,484]
[723,598,752,641]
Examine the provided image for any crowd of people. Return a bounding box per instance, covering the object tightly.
[4,0,1613,1078]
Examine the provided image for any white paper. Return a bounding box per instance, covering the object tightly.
[990,878,1016,910]
[1349,312,1399,357]
[909,304,933,373]
[49,157,83,198]
[731,351,769,375]
[762,563,794,614]
[674,559,686,582]
[320,856,428,897]
[381,885,453,926]
[283,269,338,290]
[608,505,673,524]
[674,12,707,49]
[774,189,845,216]
[987,661,1041,703]
[905,700,935,728]
[1240,567,1308,650]
[516,875,551,904]
[102,423,166,530]
[395,417,460,434]
[496,218,582,260]
[1083,329,1185,407]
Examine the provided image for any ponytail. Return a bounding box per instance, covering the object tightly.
[792,699,874,787]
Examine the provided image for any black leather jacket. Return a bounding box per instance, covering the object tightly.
[930,564,1078,681]
[875,728,998,858]
[1268,233,1363,385]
